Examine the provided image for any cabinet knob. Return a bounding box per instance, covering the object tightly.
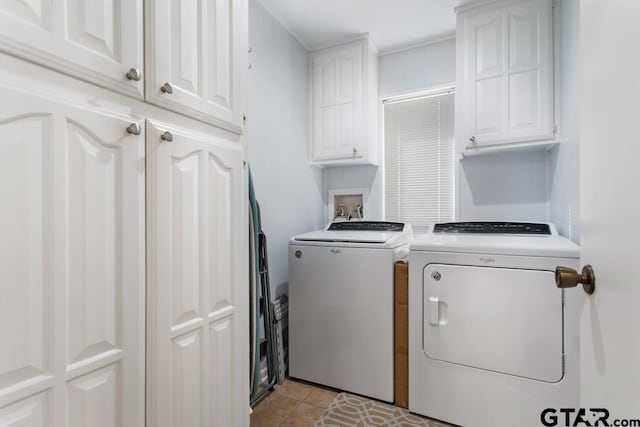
[126,123,141,135]
[353,147,358,154]
[160,131,174,142]
[160,82,174,94]
[126,68,141,81]
[469,136,476,143]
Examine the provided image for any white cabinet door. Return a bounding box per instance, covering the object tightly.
[0,87,145,426]
[462,0,553,147]
[0,0,144,98]
[146,0,245,134]
[146,121,248,427]
[312,43,363,161]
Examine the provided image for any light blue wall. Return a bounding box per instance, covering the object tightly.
[248,0,324,295]
[378,38,456,97]
[327,29,577,236]
[324,39,457,221]
[251,1,578,271]
[548,0,580,242]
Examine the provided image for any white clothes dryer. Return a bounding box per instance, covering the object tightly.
[409,222,580,427]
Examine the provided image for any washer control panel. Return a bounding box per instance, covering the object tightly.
[328,221,405,232]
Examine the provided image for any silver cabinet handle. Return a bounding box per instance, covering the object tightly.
[126,123,141,135]
[160,83,174,94]
[126,68,141,81]
[160,131,174,142]
[469,136,476,143]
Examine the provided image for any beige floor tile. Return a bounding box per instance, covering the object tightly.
[302,388,339,409]
[273,379,313,401]
[279,402,326,427]
[250,394,300,427]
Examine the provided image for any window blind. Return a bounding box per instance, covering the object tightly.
[384,91,455,234]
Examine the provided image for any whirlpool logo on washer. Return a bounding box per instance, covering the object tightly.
[479,256,496,264]
[330,249,342,255]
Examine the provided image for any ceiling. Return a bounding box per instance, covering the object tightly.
[255,0,457,53]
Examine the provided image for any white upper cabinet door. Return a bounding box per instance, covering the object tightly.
[146,0,245,134]
[146,121,248,427]
[0,0,144,98]
[311,38,378,166]
[461,0,553,147]
[312,43,363,161]
[0,85,145,426]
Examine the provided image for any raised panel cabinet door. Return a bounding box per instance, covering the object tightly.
[312,51,338,160]
[146,0,246,134]
[506,0,553,140]
[465,8,506,145]
[463,0,553,147]
[146,121,248,427]
[336,44,363,158]
[0,0,144,98]
[312,43,363,161]
[0,86,145,426]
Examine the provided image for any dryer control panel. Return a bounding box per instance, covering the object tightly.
[433,222,551,235]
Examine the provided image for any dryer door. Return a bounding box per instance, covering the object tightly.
[423,264,563,382]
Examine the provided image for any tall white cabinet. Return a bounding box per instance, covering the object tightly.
[0,0,248,424]
[146,121,245,427]
[0,80,145,426]
[456,0,554,150]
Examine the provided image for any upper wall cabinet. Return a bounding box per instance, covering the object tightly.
[457,0,554,151]
[311,38,378,166]
[0,0,144,98]
[146,0,245,134]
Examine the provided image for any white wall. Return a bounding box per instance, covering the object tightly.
[248,0,324,295]
[548,0,580,242]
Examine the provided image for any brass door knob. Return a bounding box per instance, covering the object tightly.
[555,265,596,294]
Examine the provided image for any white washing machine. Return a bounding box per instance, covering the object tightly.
[289,221,413,402]
[409,222,580,427]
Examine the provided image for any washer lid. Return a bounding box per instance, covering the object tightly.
[292,221,413,248]
[411,222,579,258]
[295,230,395,244]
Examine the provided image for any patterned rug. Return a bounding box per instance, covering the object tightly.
[314,393,450,426]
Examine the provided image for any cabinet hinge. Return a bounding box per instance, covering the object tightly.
[553,123,557,134]
[552,0,558,8]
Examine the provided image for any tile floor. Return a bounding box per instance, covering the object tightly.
[250,379,339,427]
